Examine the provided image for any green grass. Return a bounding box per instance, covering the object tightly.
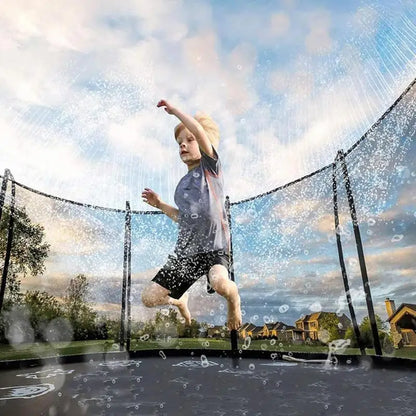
[0,340,117,361]
[1,338,415,361]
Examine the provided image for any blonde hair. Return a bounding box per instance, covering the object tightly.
[174,112,220,150]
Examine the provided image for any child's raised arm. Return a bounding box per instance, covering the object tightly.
[157,99,215,158]
[141,188,179,223]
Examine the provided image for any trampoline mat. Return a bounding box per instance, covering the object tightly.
[0,355,415,415]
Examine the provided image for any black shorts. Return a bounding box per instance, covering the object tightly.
[152,251,229,299]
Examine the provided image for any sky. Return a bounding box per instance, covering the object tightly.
[1,0,415,337]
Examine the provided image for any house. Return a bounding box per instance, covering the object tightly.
[277,327,304,343]
[238,322,301,342]
[385,298,416,348]
[207,325,229,339]
[295,312,351,341]
[238,323,258,339]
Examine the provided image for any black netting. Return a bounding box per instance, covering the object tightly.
[0,80,415,361]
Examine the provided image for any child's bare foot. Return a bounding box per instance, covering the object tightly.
[176,292,192,326]
[227,295,242,331]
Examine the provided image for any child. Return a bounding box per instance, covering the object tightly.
[141,99,242,331]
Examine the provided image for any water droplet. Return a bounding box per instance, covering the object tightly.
[279,304,289,313]
[159,351,166,360]
[318,329,330,343]
[249,363,255,370]
[201,355,209,368]
[242,336,251,350]
[309,302,322,312]
[391,234,403,243]
[247,209,257,218]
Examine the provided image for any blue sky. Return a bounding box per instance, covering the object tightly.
[1,0,415,332]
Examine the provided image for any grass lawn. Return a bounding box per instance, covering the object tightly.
[0,340,118,361]
[1,338,416,361]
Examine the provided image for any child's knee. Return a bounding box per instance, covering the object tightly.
[141,284,158,307]
[141,289,153,307]
[209,265,229,292]
[142,283,169,307]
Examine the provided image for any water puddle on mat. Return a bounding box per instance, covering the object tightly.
[0,383,55,400]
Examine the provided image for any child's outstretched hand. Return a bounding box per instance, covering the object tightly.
[157,99,176,114]
[141,188,161,208]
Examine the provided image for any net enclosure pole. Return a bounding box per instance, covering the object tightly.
[0,170,16,313]
[0,169,8,222]
[125,201,132,352]
[332,157,366,355]
[225,196,239,353]
[339,150,382,356]
[119,202,130,350]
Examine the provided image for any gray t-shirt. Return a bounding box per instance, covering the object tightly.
[174,147,230,257]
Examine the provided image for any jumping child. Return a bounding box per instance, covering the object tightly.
[141,99,242,331]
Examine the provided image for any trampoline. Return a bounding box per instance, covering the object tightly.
[1,351,416,416]
[1,69,416,416]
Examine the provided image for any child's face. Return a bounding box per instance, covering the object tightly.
[176,128,201,165]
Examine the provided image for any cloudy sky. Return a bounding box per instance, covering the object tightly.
[1,1,415,336]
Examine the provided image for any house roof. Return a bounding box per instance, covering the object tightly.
[239,323,257,332]
[207,325,228,332]
[295,312,321,323]
[387,303,416,322]
[272,322,295,330]
[295,312,351,324]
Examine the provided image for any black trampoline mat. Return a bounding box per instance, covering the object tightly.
[0,355,415,415]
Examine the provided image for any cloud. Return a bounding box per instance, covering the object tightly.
[304,10,333,55]
[269,13,291,38]
[107,109,177,169]
[352,5,380,37]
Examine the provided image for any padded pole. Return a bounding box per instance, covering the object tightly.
[225,196,238,354]
[339,151,383,356]
[0,170,15,313]
[332,155,366,355]
[119,202,130,350]
[0,169,8,222]
[125,202,132,352]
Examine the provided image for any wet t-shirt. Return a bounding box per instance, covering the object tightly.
[174,147,230,257]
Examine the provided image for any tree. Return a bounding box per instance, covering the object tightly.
[63,274,97,340]
[319,313,341,342]
[23,290,65,341]
[0,206,50,310]
[345,315,392,350]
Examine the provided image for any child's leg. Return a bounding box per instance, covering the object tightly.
[208,265,242,331]
[141,282,192,325]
